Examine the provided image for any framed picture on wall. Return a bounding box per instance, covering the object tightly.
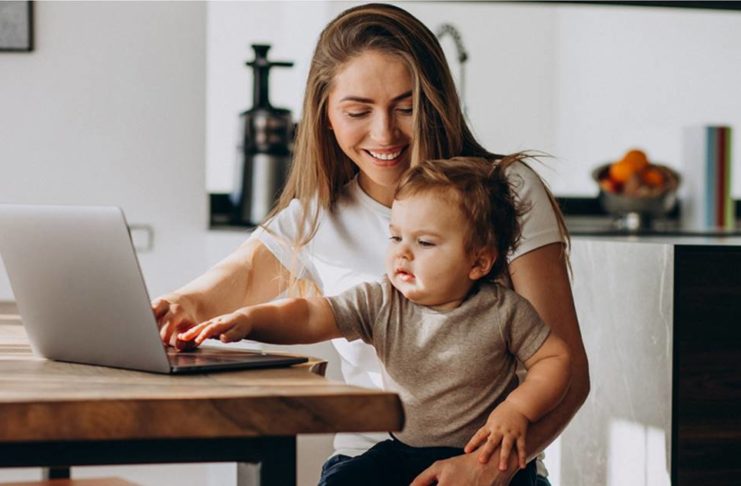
[0,1,33,52]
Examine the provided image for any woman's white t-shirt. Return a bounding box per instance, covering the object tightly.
[249,161,563,468]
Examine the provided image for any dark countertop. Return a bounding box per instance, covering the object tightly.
[209,192,741,237]
[566,215,741,237]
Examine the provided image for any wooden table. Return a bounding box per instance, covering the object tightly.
[0,321,403,485]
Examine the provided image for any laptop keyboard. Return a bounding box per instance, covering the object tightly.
[167,348,266,366]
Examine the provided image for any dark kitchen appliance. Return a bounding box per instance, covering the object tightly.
[232,44,294,225]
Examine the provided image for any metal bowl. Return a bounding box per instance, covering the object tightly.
[592,163,681,227]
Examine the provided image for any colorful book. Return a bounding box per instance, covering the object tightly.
[724,128,735,228]
[682,125,734,230]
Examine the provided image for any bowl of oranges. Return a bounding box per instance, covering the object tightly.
[593,149,681,222]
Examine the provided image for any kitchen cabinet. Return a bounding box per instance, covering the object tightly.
[560,236,741,485]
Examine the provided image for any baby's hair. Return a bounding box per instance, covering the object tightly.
[394,154,530,280]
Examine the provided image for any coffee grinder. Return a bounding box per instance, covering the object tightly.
[232,44,294,225]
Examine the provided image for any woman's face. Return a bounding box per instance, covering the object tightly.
[327,50,414,206]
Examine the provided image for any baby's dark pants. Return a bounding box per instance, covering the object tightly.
[318,437,537,486]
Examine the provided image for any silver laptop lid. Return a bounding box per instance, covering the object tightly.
[0,204,171,373]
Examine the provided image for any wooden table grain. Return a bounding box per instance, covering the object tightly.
[0,322,404,485]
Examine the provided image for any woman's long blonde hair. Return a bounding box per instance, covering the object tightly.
[265,3,569,285]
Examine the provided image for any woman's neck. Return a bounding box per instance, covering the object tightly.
[357,173,395,207]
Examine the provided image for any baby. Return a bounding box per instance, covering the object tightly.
[179,155,571,486]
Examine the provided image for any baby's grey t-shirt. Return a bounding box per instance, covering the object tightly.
[327,277,551,448]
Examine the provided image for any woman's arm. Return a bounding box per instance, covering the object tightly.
[412,242,590,486]
[508,242,590,453]
[153,238,294,348]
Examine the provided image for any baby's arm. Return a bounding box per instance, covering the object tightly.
[177,297,342,346]
[506,332,572,423]
[465,333,571,469]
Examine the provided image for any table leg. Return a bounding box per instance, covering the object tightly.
[42,466,70,479]
[260,436,296,486]
[237,436,296,486]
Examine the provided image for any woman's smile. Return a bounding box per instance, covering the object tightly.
[364,146,408,166]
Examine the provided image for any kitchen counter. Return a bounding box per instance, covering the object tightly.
[565,213,741,237]
[559,236,741,485]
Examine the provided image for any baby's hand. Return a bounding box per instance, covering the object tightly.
[177,309,253,346]
[464,400,529,471]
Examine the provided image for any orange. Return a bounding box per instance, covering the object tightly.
[620,149,649,172]
[608,161,635,183]
[599,178,621,193]
[608,148,650,183]
[641,166,665,188]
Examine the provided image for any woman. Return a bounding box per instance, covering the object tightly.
[154,4,589,485]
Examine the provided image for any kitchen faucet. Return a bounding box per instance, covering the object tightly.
[435,23,468,115]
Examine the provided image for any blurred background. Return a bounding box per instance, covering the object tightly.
[2,2,740,485]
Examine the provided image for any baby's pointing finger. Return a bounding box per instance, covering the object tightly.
[179,320,220,343]
[178,322,207,341]
[194,320,237,344]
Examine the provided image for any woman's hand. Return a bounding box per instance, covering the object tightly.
[464,401,529,470]
[177,309,254,345]
[152,239,291,350]
[151,294,199,351]
[410,449,518,486]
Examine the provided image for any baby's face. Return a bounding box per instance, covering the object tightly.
[385,191,482,311]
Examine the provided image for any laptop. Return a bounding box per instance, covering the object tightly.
[0,204,307,374]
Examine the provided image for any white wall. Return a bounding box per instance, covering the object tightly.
[397,2,560,164]
[0,1,217,484]
[0,1,210,300]
[552,5,741,197]
[205,1,741,199]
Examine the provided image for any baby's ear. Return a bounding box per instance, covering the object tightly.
[469,248,496,280]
